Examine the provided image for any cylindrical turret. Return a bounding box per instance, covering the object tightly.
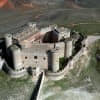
[64,38,73,59]
[4,34,13,49]
[49,48,59,72]
[10,45,22,70]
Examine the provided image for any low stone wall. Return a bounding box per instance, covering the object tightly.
[8,68,27,78]
[36,72,45,100]
[4,63,28,78]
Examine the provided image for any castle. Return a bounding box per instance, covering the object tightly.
[0,23,84,79]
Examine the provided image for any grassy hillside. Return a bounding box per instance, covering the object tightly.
[11,0,100,9]
[78,0,100,8]
[33,8,100,35]
[72,23,100,35]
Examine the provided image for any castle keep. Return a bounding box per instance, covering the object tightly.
[0,23,87,79]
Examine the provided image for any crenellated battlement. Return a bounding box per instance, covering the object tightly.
[0,23,97,80]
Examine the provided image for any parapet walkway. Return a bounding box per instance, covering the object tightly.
[30,72,45,100]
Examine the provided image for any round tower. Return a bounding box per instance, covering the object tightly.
[64,38,73,59]
[4,34,13,49]
[10,45,22,70]
[49,48,60,72]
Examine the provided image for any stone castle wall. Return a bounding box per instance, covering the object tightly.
[21,42,65,70]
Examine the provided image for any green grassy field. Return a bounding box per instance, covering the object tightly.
[71,23,100,35]
[32,8,100,35]
[79,0,100,8]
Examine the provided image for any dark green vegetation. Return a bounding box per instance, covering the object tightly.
[59,57,66,70]
[79,0,100,8]
[72,23,100,35]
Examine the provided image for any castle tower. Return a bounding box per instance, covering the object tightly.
[4,34,13,49]
[49,48,60,72]
[64,38,73,59]
[10,45,22,70]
